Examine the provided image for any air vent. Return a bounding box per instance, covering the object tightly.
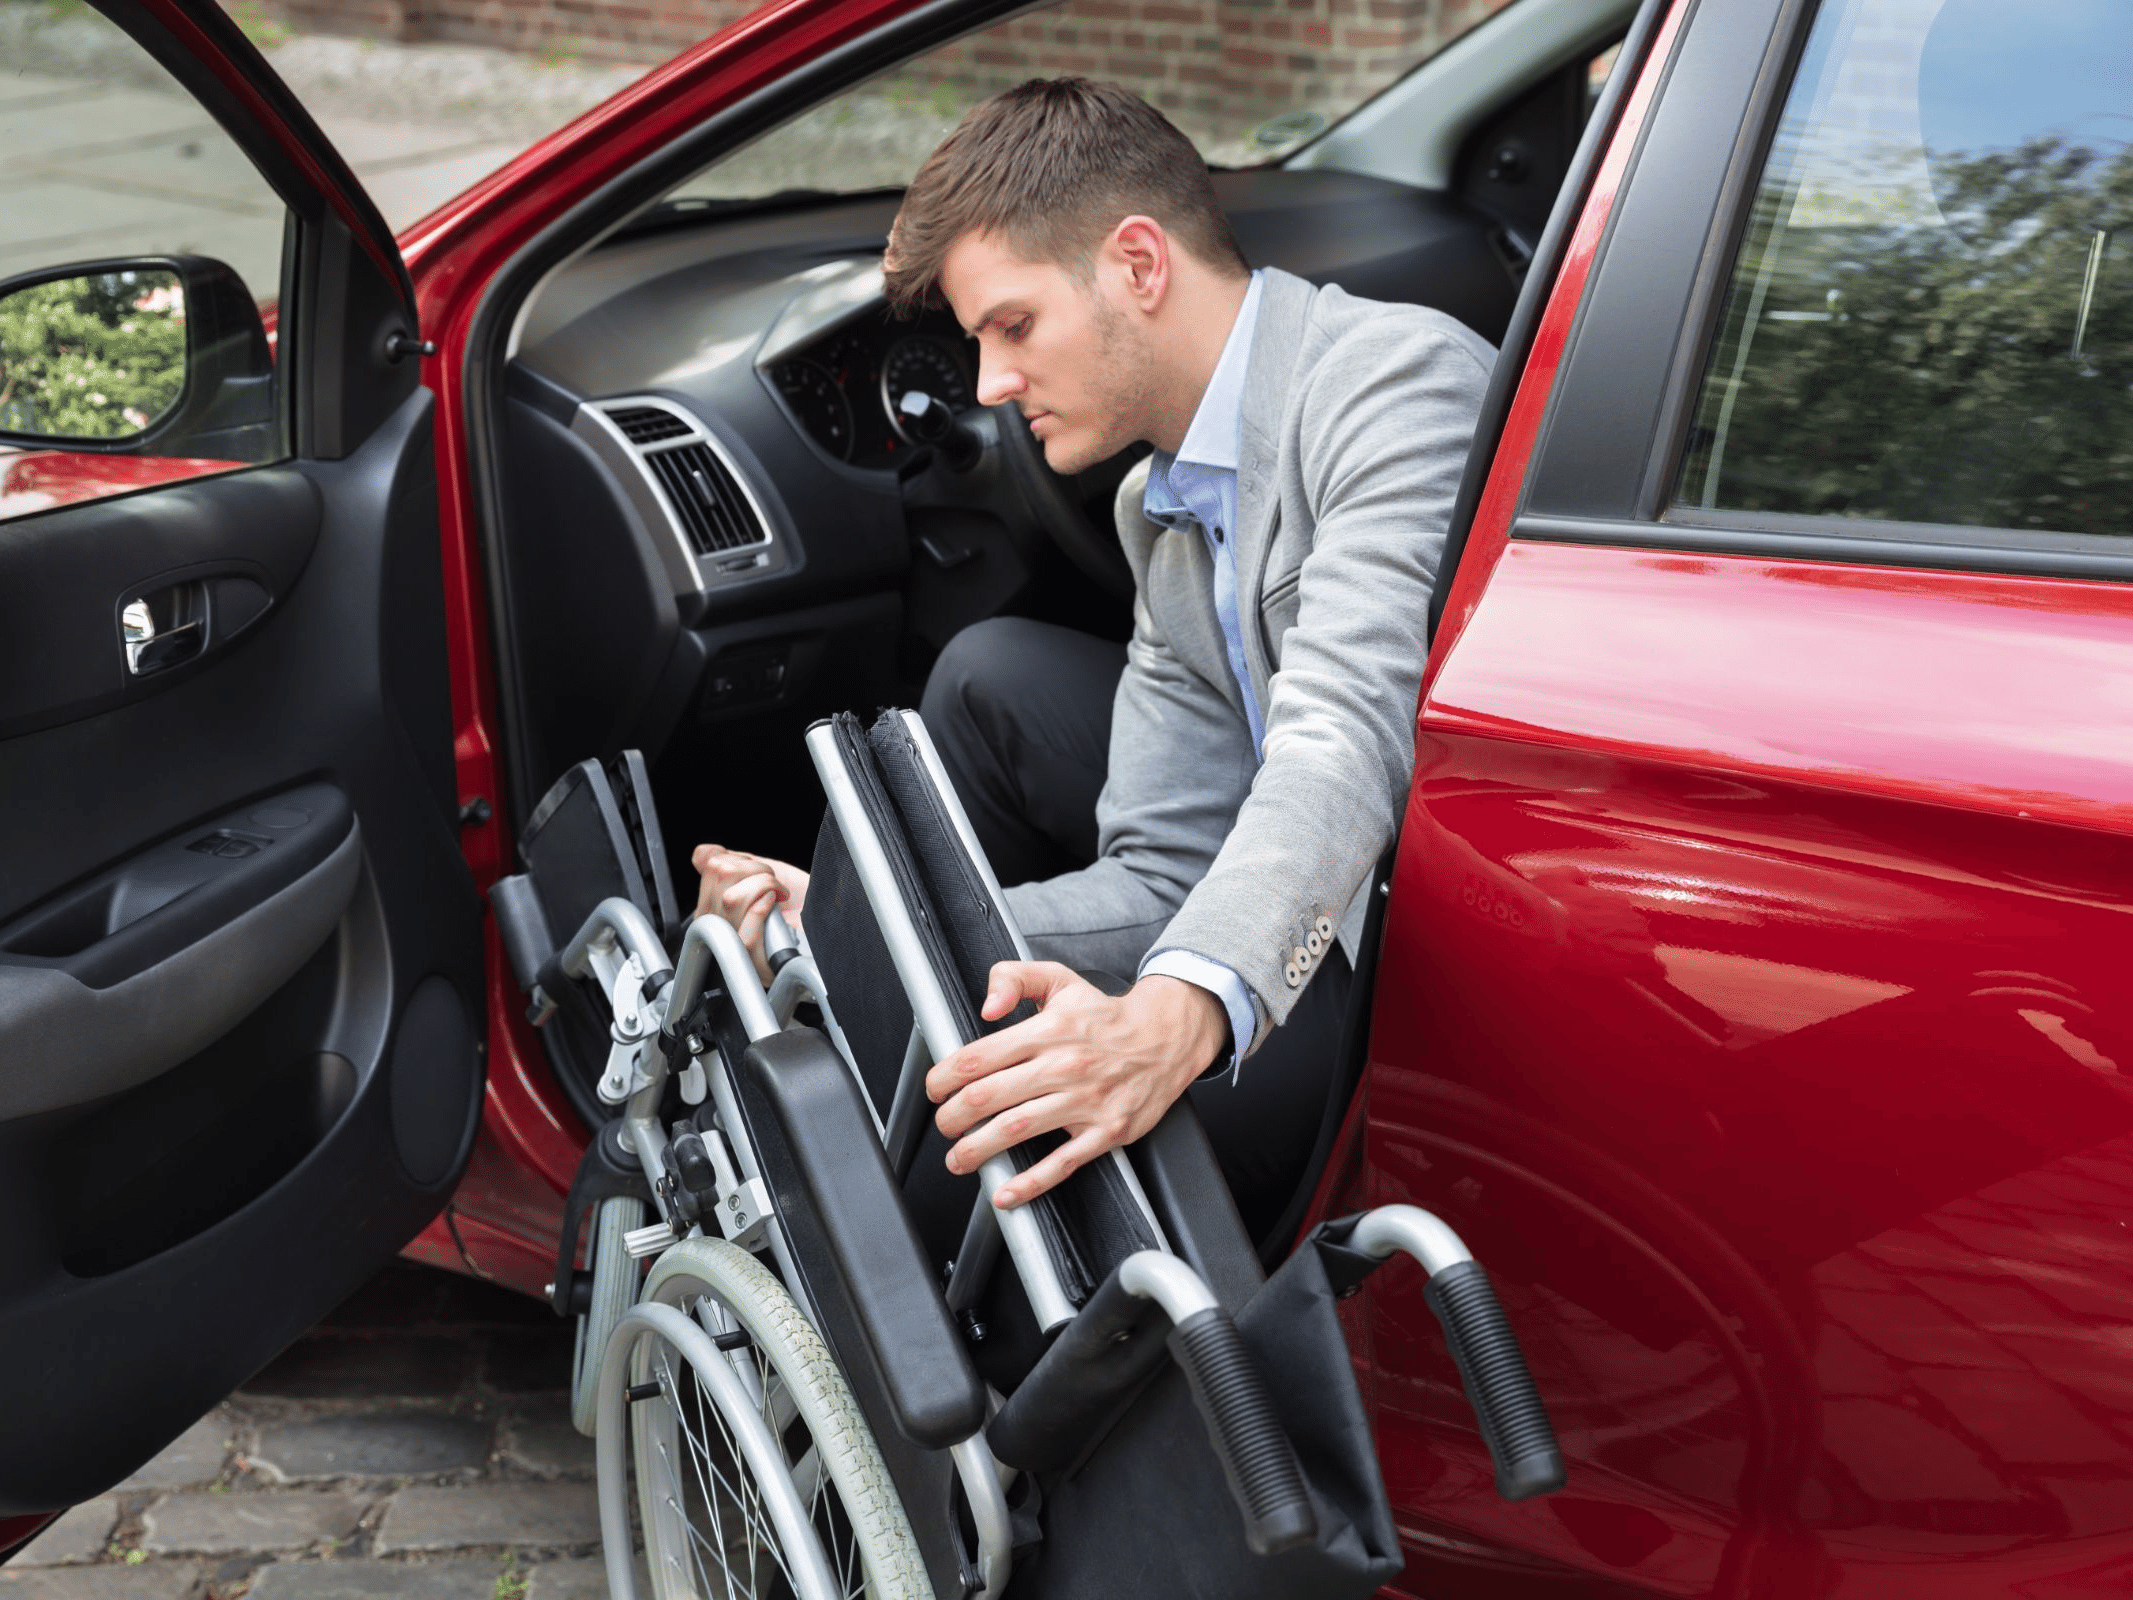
[606,406,695,445]
[644,442,767,556]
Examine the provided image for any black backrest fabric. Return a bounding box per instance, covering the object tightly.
[806,709,1161,1308]
[805,808,914,1122]
[864,712,1033,1035]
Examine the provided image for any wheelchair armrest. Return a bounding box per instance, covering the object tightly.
[738,1028,988,1450]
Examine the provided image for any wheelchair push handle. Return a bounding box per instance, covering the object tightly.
[1350,1205,1565,1502]
[1117,1253,1317,1557]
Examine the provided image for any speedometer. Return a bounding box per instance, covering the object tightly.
[881,337,975,444]
[772,358,855,462]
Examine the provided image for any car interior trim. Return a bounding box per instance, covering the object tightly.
[1292,0,1638,192]
[1516,513,2133,585]
[754,257,891,368]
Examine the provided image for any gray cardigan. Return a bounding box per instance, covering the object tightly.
[1004,267,1494,1047]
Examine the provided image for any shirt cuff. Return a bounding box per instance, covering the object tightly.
[1138,947,1258,1081]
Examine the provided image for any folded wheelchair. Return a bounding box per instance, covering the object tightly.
[489,710,1564,1600]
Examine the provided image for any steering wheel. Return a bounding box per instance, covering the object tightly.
[988,402,1141,600]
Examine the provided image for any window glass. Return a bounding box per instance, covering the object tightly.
[1,0,290,521]
[666,0,1526,204]
[1677,0,2133,538]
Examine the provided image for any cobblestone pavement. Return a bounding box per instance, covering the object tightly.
[2,1263,630,1600]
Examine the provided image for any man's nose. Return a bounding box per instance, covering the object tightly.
[976,359,1023,408]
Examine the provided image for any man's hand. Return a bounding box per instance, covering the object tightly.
[928,964,1228,1207]
[691,844,809,983]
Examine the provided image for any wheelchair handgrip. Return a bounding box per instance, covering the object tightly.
[1423,1258,1565,1501]
[1168,1307,1317,1557]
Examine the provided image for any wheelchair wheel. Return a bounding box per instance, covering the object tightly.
[626,1237,928,1600]
[573,1195,647,1436]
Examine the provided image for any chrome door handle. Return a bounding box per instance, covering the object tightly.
[120,585,207,676]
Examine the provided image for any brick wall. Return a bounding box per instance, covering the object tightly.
[262,0,1514,130]
[917,0,1512,136]
[261,0,753,64]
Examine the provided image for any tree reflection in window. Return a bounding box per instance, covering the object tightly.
[1678,0,2131,540]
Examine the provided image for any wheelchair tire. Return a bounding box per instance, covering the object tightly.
[629,1237,928,1600]
[573,1195,647,1437]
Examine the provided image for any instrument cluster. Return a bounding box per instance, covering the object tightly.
[768,314,977,469]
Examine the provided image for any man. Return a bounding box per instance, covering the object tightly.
[697,78,1491,1239]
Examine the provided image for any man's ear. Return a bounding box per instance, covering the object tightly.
[1109,215,1171,314]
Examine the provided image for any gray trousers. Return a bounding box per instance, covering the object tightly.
[921,617,1349,1245]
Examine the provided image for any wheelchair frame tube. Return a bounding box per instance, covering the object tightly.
[1350,1203,1475,1275]
[900,712,1171,1258]
[950,1435,1014,1600]
[672,914,780,1042]
[898,710,1035,961]
[805,721,1079,1332]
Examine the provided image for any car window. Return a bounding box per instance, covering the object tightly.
[1676,0,2133,540]
[663,0,1527,205]
[1,0,290,523]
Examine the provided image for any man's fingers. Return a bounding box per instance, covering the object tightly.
[734,888,777,983]
[719,871,784,919]
[980,959,1083,1021]
[992,1127,1113,1208]
[944,1091,1076,1179]
[925,1014,1052,1104]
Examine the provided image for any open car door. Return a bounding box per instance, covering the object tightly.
[0,0,483,1521]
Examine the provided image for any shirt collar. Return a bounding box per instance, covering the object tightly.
[1175,270,1263,473]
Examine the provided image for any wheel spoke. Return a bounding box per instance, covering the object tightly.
[664,1341,804,1596]
[630,1261,894,1600]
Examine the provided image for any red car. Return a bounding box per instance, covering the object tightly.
[4,0,2130,1592]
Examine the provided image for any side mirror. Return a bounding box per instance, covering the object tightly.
[0,256,275,462]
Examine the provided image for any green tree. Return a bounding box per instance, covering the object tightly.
[0,269,187,441]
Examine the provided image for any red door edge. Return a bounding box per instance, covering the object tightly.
[134,0,409,307]
[405,0,937,1292]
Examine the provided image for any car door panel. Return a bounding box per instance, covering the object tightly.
[0,784,358,1121]
[0,386,483,1512]
[0,470,318,738]
[1366,0,2133,1589]
[1375,545,2133,1595]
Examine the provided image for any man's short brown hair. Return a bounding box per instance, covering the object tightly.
[882,77,1249,317]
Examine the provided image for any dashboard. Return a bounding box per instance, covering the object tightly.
[768,317,977,469]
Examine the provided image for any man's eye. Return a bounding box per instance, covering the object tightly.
[1005,320,1029,342]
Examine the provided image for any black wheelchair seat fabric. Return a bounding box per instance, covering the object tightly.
[804,710,1160,1309]
[1002,1226,1403,1599]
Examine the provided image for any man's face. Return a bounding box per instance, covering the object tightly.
[937,228,1156,476]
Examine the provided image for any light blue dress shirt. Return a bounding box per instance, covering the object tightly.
[1135,271,1265,1073]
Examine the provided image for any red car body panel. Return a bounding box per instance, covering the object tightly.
[1353,2,2133,1591]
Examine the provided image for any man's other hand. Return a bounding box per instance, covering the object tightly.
[927,964,1228,1207]
[691,844,809,983]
